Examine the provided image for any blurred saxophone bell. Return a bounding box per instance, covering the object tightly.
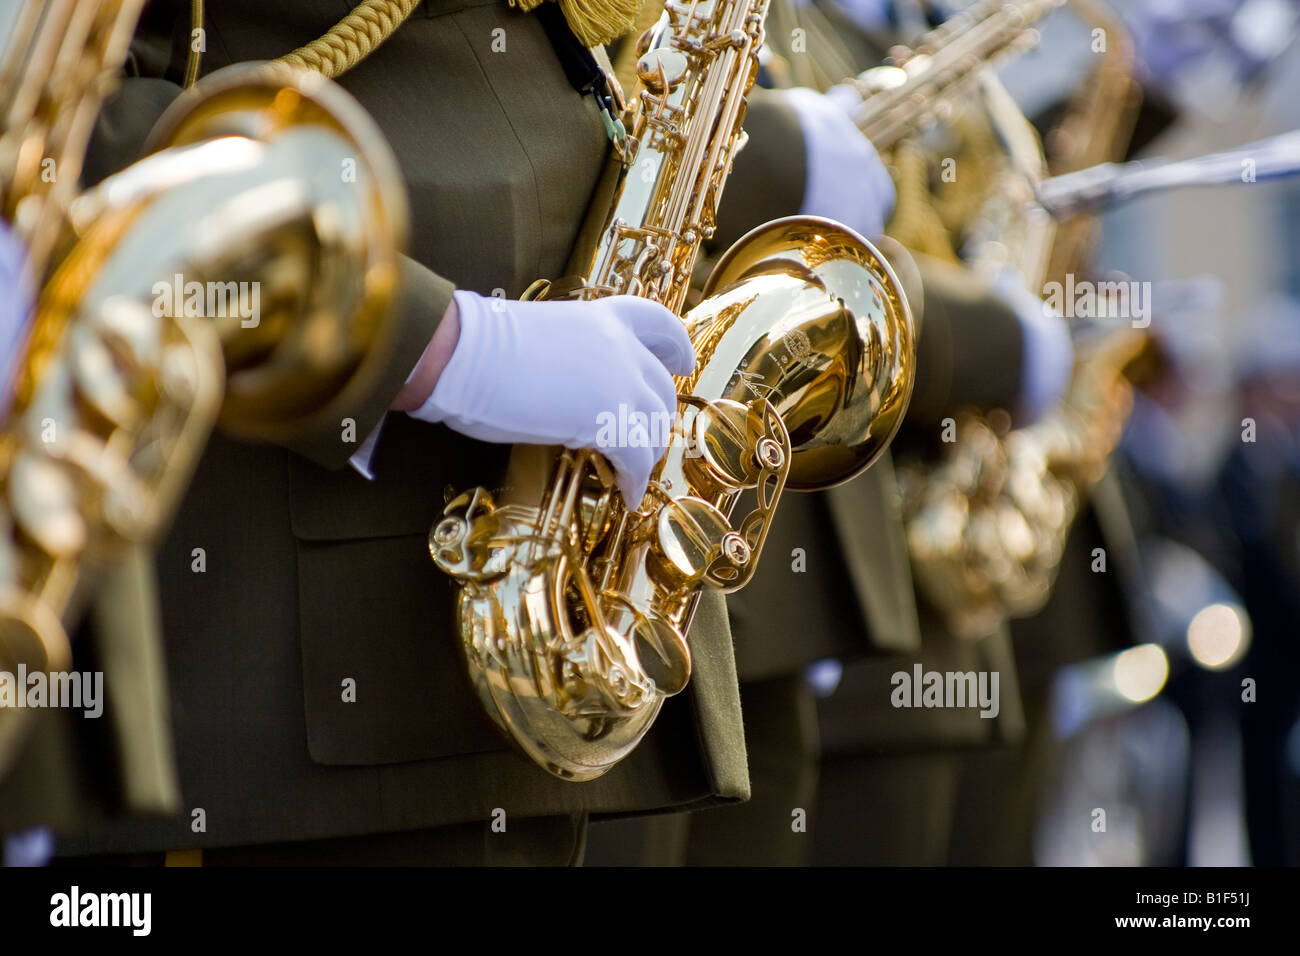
[0,1,409,782]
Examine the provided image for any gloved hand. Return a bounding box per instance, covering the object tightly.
[991,268,1074,425]
[410,289,695,506]
[782,86,896,240]
[0,222,32,424]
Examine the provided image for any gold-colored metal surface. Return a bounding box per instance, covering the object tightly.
[0,0,152,772]
[430,0,915,780]
[0,0,407,775]
[901,328,1143,638]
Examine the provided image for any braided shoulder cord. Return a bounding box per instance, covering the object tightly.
[277,0,421,79]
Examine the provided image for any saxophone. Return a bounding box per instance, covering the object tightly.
[0,0,407,772]
[897,0,1144,638]
[430,0,916,780]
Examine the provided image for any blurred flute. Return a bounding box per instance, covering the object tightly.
[1037,130,1300,217]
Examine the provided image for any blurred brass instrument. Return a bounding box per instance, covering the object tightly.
[829,0,1066,273]
[897,0,1145,637]
[900,26,1300,639]
[846,0,1066,152]
[430,0,916,780]
[900,333,1141,638]
[0,0,407,770]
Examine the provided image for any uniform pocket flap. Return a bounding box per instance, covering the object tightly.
[296,532,507,764]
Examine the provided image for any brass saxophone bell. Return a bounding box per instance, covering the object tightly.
[692,216,917,491]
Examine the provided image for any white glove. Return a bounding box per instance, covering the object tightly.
[410,289,695,506]
[0,223,31,423]
[783,86,896,240]
[992,269,1074,425]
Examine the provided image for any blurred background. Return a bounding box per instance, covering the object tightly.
[947,0,1300,866]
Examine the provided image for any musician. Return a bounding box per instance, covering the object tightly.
[586,0,1079,865]
[33,0,896,865]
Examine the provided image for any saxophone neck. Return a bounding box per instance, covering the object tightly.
[850,0,1065,150]
[563,0,767,310]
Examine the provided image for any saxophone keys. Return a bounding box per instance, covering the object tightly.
[8,452,86,559]
[648,494,733,590]
[754,435,785,472]
[718,531,750,567]
[614,610,691,699]
[429,488,506,581]
[637,48,688,93]
[680,397,766,494]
